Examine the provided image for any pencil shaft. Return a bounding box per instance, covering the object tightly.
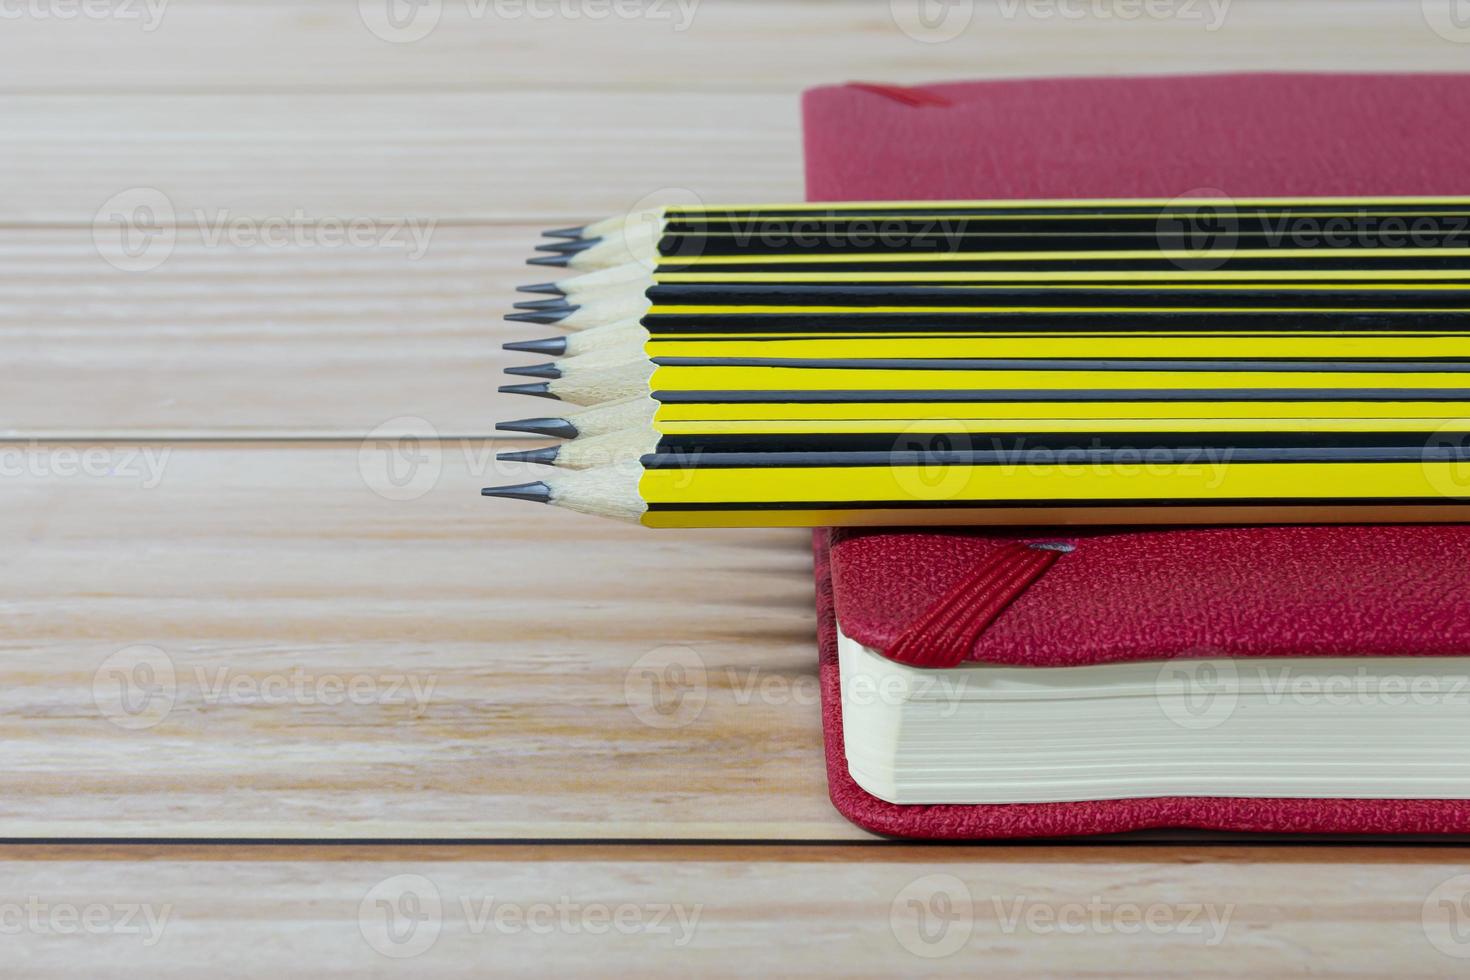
[640,309,1470,335]
[640,335,1470,362]
[648,397,1470,420]
[636,460,1470,508]
[651,416,1470,436]
[495,196,1470,529]
[647,366,1470,394]
[640,430,1468,458]
[650,228,1470,257]
[656,196,1470,217]
[643,283,1470,309]
[636,502,1470,529]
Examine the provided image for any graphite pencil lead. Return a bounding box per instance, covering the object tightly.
[513,298,579,312]
[498,382,558,399]
[534,238,600,255]
[496,446,561,466]
[504,309,572,324]
[496,417,579,439]
[504,362,561,379]
[481,481,552,503]
[517,282,565,296]
[527,254,571,268]
[503,336,569,355]
[542,226,586,239]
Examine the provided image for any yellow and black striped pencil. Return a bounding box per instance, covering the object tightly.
[489,196,1470,527]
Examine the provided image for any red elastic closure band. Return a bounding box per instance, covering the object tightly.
[844,82,953,108]
[885,542,1065,668]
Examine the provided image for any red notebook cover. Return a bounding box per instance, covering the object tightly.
[804,73,1470,838]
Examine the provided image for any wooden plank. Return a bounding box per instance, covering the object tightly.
[0,442,856,839]
[0,1,1458,95]
[1,92,799,224]
[0,224,619,437]
[0,843,1466,975]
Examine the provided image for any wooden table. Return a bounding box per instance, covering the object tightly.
[5,1,1470,973]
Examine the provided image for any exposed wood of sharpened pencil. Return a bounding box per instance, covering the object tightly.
[504,318,648,358]
[495,394,656,440]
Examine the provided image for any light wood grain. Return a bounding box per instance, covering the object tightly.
[0,0,1461,95]
[0,441,854,838]
[6,0,1458,437]
[1,92,799,224]
[0,224,615,437]
[1,844,1468,976]
[6,1,1465,973]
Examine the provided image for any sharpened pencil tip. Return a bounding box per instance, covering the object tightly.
[527,255,571,268]
[504,309,571,324]
[534,238,599,255]
[496,446,561,466]
[481,481,553,503]
[499,382,559,400]
[503,336,569,355]
[513,298,579,312]
[496,417,578,439]
[504,362,561,379]
[543,226,586,239]
[517,282,565,296]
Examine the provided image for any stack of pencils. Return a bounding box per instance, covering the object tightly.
[485,198,1470,527]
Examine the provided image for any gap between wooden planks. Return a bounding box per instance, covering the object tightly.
[0,224,681,438]
[1,441,852,839]
[0,842,1463,976]
[0,0,1458,95]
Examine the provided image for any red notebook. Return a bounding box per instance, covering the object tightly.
[804,73,1470,838]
